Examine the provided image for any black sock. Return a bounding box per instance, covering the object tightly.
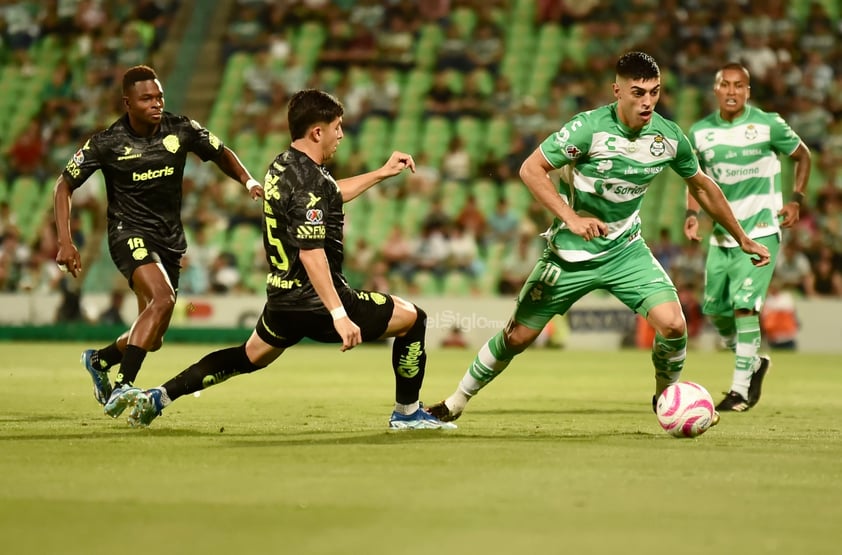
[392,306,427,405]
[98,342,123,370]
[162,343,260,402]
[115,345,147,387]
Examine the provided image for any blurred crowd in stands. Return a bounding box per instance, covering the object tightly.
[1,0,841,325]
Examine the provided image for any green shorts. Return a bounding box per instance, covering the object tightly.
[702,234,780,316]
[513,239,678,330]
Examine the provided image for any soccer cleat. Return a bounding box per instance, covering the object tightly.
[389,406,457,430]
[716,390,750,412]
[425,400,462,422]
[127,388,165,428]
[747,355,771,408]
[710,411,720,427]
[81,349,112,406]
[103,384,143,418]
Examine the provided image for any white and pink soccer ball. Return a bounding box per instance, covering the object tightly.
[656,381,716,438]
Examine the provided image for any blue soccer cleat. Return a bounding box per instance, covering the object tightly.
[103,384,143,418]
[81,349,112,406]
[389,406,457,430]
[127,388,165,428]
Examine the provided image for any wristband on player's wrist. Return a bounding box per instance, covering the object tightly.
[790,191,805,205]
[330,306,347,321]
[246,178,261,191]
[685,209,699,219]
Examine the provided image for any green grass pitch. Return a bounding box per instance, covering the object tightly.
[1,342,841,554]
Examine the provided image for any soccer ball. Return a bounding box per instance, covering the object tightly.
[656,381,716,438]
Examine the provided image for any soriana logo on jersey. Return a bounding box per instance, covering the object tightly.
[305,209,323,224]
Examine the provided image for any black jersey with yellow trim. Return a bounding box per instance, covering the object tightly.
[62,111,224,255]
[262,147,348,311]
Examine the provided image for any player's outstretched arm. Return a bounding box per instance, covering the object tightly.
[214,146,264,200]
[53,175,82,277]
[685,170,770,266]
[519,149,607,241]
[337,151,415,203]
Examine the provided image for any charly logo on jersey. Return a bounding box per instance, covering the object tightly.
[163,134,180,153]
[745,124,758,140]
[306,192,321,209]
[649,135,665,156]
[118,145,142,161]
[305,208,323,224]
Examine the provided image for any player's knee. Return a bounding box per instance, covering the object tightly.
[405,305,427,341]
[503,324,537,353]
[658,317,687,339]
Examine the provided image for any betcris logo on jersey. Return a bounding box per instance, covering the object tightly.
[133,166,175,181]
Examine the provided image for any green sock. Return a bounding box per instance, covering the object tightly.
[710,314,737,352]
[732,315,760,398]
[447,331,518,412]
[651,332,687,396]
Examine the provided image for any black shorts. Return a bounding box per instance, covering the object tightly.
[107,230,182,291]
[255,289,396,348]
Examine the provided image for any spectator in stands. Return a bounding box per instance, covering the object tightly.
[98,289,127,326]
[409,221,450,288]
[448,222,482,281]
[436,23,472,73]
[404,151,440,197]
[467,21,503,75]
[380,224,413,285]
[651,227,680,276]
[222,3,266,60]
[441,325,469,348]
[441,137,472,183]
[209,251,242,294]
[775,239,813,295]
[760,278,799,350]
[7,121,46,185]
[425,69,458,121]
[455,194,488,247]
[0,201,18,241]
[377,12,414,70]
[498,226,542,296]
[486,197,519,247]
[807,246,842,297]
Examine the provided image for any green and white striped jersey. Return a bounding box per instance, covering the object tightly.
[689,104,801,248]
[539,103,699,262]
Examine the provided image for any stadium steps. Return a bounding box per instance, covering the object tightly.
[176,0,238,122]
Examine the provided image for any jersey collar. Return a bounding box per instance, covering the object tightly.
[611,102,651,139]
[715,104,752,126]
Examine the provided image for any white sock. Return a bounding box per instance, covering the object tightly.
[394,401,420,415]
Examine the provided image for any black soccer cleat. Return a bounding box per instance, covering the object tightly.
[716,391,750,412]
[425,400,462,422]
[747,355,771,408]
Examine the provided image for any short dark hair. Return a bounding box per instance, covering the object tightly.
[715,62,750,84]
[122,65,159,95]
[288,89,344,141]
[616,52,660,80]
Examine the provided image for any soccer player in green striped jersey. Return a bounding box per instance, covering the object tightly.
[427,52,770,424]
[684,63,811,412]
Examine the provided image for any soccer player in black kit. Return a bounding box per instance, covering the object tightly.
[118,88,456,429]
[54,65,264,417]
